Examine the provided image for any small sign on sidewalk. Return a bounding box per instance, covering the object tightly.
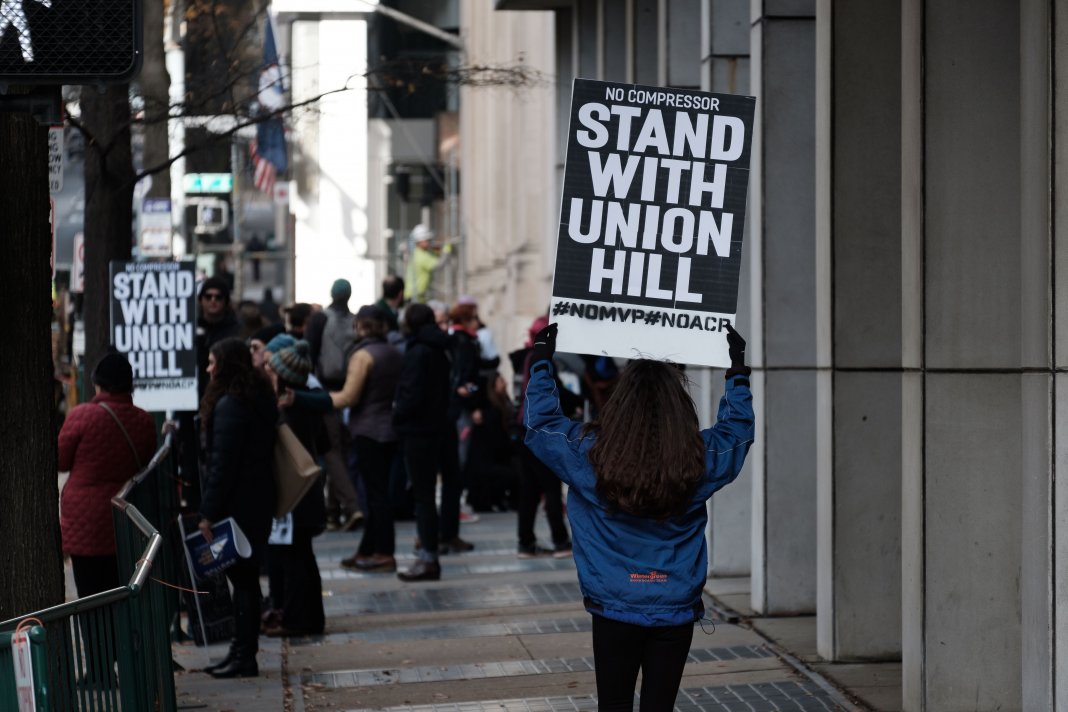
[11,628,37,711]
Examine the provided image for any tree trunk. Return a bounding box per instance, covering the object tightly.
[0,98,64,621]
[82,85,135,375]
[142,0,172,200]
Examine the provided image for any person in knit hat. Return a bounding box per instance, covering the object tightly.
[262,338,328,637]
[266,333,297,360]
[269,341,313,387]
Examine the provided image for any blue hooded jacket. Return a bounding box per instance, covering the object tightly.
[524,360,755,627]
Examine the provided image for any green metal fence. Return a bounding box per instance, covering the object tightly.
[0,432,181,711]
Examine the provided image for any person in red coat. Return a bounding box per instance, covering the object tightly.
[59,353,157,598]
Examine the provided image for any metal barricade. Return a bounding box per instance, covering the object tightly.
[0,432,181,711]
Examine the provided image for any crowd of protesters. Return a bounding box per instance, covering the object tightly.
[56,226,628,680]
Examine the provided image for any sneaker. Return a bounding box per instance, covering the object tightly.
[552,545,573,559]
[341,512,365,531]
[517,544,554,559]
[397,559,441,582]
[440,536,475,554]
[459,510,480,523]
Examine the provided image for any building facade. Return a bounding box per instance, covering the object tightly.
[495,0,1068,710]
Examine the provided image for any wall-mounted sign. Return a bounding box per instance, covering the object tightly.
[183,173,232,194]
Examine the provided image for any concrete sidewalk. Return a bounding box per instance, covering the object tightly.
[171,512,884,711]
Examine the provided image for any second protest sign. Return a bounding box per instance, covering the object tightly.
[110,260,198,411]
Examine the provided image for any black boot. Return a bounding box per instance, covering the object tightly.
[202,640,237,673]
[209,649,258,678]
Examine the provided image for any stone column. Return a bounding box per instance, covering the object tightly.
[749,0,818,615]
[1020,2,1068,710]
[901,1,1022,708]
[814,0,901,661]
[702,0,752,577]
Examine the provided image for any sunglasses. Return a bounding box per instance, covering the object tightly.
[201,292,225,302]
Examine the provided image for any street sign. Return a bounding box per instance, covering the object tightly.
[273,181,290,205]
[140,197,172,257]
[49,197,54,278]
[47,125,62,193]
[0,0,143,84]
[183,173,232,194]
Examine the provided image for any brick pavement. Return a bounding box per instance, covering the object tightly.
[171,511,863,711]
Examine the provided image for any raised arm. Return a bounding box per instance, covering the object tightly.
[522,324,586,485]
[699,324,755,495]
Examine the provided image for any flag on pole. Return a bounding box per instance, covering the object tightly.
[250,18,287,195]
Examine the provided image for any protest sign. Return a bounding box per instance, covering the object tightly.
[110,260,198,411]
[551,79,755,367]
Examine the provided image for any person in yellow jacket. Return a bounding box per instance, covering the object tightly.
[404,224,451,303]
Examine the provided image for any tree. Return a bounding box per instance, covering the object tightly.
[81,84,136,381]
[0,94,64,621]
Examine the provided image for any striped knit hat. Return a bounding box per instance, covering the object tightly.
[270,340,313,386]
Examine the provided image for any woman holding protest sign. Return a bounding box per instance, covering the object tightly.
[198,337,278,678]
[523,322,754,710]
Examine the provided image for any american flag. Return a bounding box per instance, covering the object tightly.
[250,19,287,195]
[249,137,280,194]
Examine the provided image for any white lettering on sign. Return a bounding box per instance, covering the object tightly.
[48,126,63,194]
[110,261,199,411]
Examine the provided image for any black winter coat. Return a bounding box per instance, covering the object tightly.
[448,329,484,419]
[393,325,452,436]
[200,392,278,550]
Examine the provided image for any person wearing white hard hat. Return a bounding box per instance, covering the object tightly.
[403,224,451,303]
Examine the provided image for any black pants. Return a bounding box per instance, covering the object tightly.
[71,554,120,598]
[71,555,121,683]
[225,555,263,655]
[438,426,462,542]
[352,436,397,557]
[404,434,444,556]
[591,614,694,711]
[267,531,324,634]
[517,444,570,548]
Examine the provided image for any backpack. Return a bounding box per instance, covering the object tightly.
[317,308,355,383]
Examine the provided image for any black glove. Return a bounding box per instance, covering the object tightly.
[531,323,558,365]
[725,323,751,378]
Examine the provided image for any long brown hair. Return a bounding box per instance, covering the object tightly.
[200,337,274,433]
[586,360,705,519]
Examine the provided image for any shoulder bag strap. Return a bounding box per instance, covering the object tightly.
[96,402,144,470]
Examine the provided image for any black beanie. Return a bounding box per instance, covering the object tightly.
[199,276,231,301]
[93,353,134,393]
